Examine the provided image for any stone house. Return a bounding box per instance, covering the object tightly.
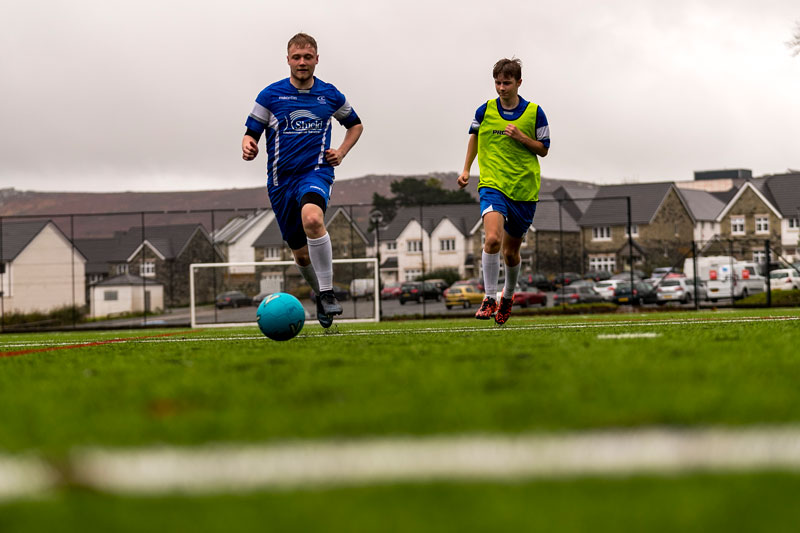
[579,183,696,273]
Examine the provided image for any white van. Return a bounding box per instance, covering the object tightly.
[349,278,376,300]
[705,261,766,300]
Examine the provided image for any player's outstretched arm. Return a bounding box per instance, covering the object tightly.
[457,134,478,189]
[242,135,259,161]
[325,123,363,166]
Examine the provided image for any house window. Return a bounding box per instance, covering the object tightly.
[116,264,129,275]
[439,238,456,252]
[592,227,611,241]
[386,242,397,251]
[731,216,745,235]
[624,224,639,237]
[141,261,156,278]
[263,247,282,260]
[755,216,769,234]
[404,269,422,281]
[788,218,800,229]
[752,250,766,263]
[588,254,616,272]
[407,239,422,253]
[104,290,119,301]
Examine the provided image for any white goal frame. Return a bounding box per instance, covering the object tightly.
[189,258,380,329]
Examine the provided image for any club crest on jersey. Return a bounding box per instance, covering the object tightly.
[286,110,324,134]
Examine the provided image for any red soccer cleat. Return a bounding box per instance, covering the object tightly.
[494,296,513,325]
[475,296,497,320]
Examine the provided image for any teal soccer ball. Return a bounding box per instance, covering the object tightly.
[256,293,305,341]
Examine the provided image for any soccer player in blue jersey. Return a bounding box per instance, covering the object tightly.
[457,58,550,325]
[242,33,363,328]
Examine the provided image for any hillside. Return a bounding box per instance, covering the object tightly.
[0,174,596,238]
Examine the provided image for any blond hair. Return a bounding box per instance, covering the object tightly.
[287,33,318,53]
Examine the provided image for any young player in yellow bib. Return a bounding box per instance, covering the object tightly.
[457,58,550,325]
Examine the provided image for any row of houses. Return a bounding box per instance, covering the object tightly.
[1,170,797,316]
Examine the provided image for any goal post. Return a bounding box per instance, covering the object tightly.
[189,258,380,329]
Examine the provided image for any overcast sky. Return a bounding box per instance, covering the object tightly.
[2,0,798,193]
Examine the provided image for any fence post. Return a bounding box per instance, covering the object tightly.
[70,215,77,328]
[0,216,4,332]
[691,241,699,310]
[765,239,772,308]
[627,197,635,299]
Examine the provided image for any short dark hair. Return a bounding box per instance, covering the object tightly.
[287,33,318,53]
[492,58,522,80]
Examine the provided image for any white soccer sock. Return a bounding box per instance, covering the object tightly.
[503,262,521,299]
[482,250,501,298]
[295,262,320,294]
[307,233,333,292]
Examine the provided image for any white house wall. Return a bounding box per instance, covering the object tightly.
[430,219,468,276]
[91,285,164,318]
[230,211,275,274]
[782,219,798,250]
[396,220,430,280]
[4,224,86,314]
[694,221,721,243]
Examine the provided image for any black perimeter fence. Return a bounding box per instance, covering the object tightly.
[1,196,798,332]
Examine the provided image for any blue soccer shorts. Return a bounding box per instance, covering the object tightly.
[478,187,538,239]
[268,170,334,250]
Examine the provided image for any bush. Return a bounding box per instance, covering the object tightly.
[418,268,461,286]
[1,306,88,329]
[738,289,800,307]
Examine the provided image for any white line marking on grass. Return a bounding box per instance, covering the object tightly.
[0,456,56,502]
[597,333,661,339]
[2,315,798,350]
[68,427,800,494]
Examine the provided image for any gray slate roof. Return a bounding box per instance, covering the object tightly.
[579,182,680,226]
[1,219,86,262]
[759,173,800,216]
[95,273,163,286]
[382,204,479,241]
[676,188,726,221]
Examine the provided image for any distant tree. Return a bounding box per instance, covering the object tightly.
[371,177,475,226]
[790,20,800,56]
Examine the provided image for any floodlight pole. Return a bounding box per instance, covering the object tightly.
[765,239,772,308]
[627,196,635,299]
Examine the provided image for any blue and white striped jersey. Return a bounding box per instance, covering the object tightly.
[245,77,360,187]
[469,97,550,149]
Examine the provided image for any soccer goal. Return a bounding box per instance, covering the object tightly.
[189,258,380,328]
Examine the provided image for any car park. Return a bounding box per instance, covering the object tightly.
[610,270,645,281]
[399,281,441,304]
[613,281,658,305]
[524,273,556,292]
[593,279,627,301]
[553,284,604,305]
[769,269,800,291]
[426,278,450,293]
[445,285,485,309]
[584,270,612,282]
[656,278,706,304]
[215,291,252,309]
[553,272,582,287]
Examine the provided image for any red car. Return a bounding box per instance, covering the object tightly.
[380,282,403,300]
[511,285,547,308]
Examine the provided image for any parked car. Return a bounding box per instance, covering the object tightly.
[524,273,556,292]
[705,262,766,300]
[613,281,659,305]
[656,278,706,304]
[447,279,483,293]
[380,281,403,300]
[553,285,604,305]
[426,278,450,293]
[399,281,441,304]
[511,284,547,308]
[215,291,252,309]
[610,270,645,281]
[310,284,350,303]
[584,270,612,282]
[593,279,627,301]
[445,285,485,309]
[769,269,800,291]
[553,272,582,287]
[252,291,273,306]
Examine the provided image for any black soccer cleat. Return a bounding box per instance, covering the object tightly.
[316,297,334,329]
[318,290,343,317]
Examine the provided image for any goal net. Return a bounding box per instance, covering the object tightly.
[189,258,380,328]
